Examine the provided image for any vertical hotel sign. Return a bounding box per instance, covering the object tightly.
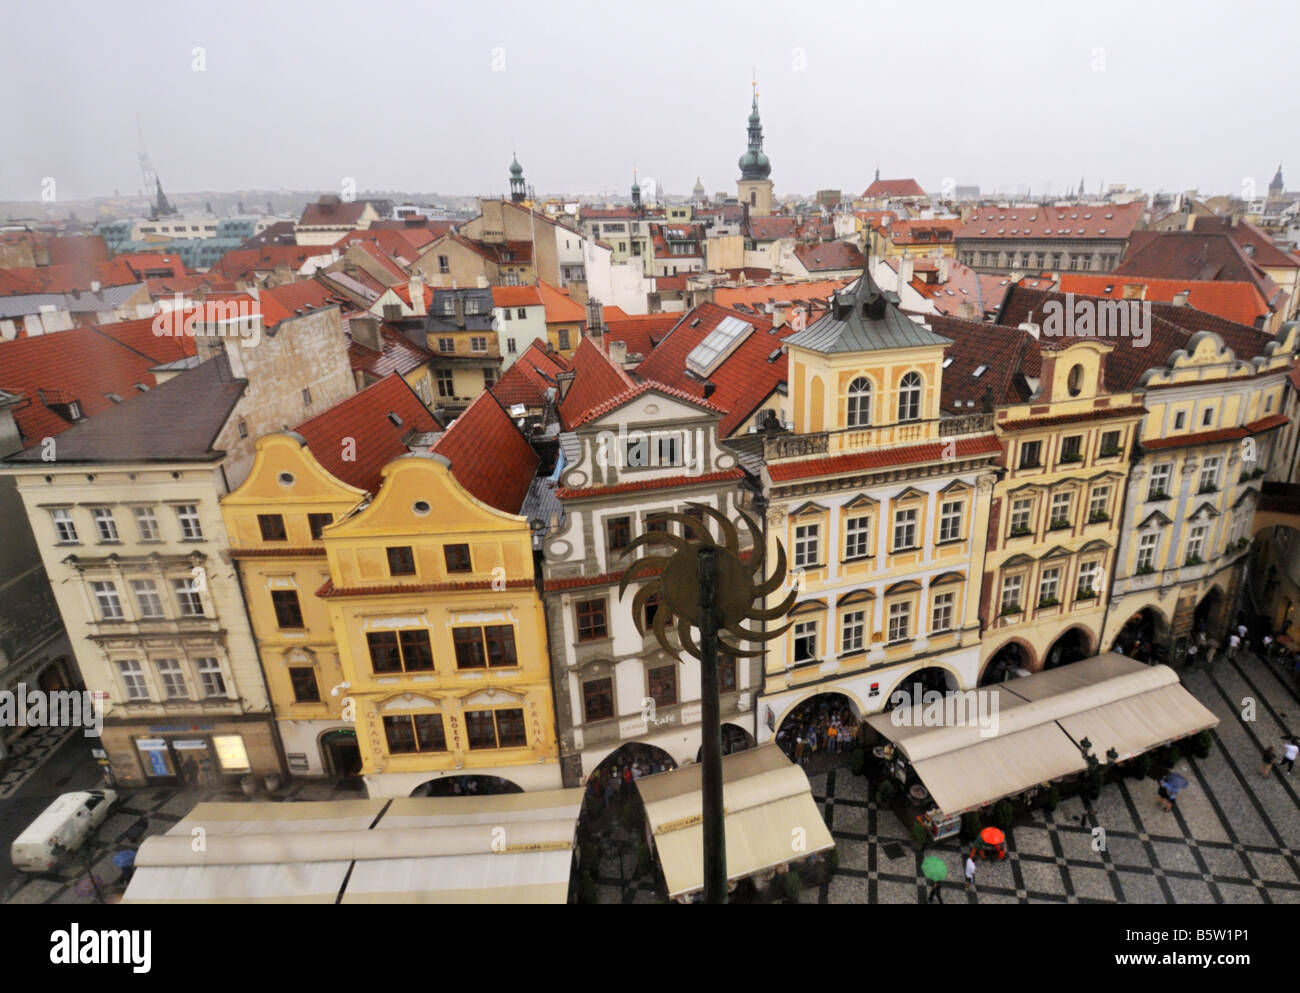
[528,700,544,749]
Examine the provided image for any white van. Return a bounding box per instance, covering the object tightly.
[10,790,117,873]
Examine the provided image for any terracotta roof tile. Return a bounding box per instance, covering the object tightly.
[863,178,927,198]
[958,202,1143,241]
[794,242,865,272]
[433,390,539,514]
[1058,275,1270,327]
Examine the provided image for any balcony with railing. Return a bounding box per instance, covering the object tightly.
[764,411,994,463]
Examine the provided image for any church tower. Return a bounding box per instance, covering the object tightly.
[737,81,774,217]
[509,153,526,203]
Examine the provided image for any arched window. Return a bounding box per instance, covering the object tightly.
[846,377,872,427]
[898,372,922,422]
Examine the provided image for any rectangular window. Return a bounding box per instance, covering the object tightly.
[438,255,450,274]
[398,629,434,670]
[308,513,333,540]
[119,660,148,701]
[1137,533,1159,571]
[575,599,608,641]
[196,658,226,698]
[1059,435,1082,463]
[1174,411,1186,431]
[607,516,632,554]
[794,523,820,567]
[558,329,571,351]
[793,620,818,662]
[436,370,454,397]
[1099,430,1122,456]
[133,506,159,541]
[258,514,287,541]
[384,714,447,754]
[1187,524,1208,562]
[172,579,204,617]
[648,665,678,707]
[1019,440,1042,469]
[301,387,312,405]
[289,666,321,703]
[1149,463,1172,500]
[443,543,472,573]
[583,678,614,722]
[91,581,124,620]
[1076,562,1100,599]
[845,515,871,559]
[271,589,304,629]
[516,308,526,319]
[383,715,417,754]
[131,580,164,619]
[507,338,517,353]
[718,653,737,692]
[496,708,526,748]
[466,710,498,749]
[1010,498,1033,535]
[470,337,488,353]
[887,602,912,643]
[1088,486,1110,522]
[92,507,120,542]
[156,659,187,700]
[893,508,917,551]
[51,508,79,543]
[386,546,416,576]
[484,625,517,667]
[1050,492,1072,527]
[1199,457,1221,493]
[1000,575,1023,613]
[176,504,204,540]
[841,611,865,654]
[1039,567,1060,605]
[367,631,402,674]
[932,591,955,632]
[938,501,962,542]
[438,337,455,353]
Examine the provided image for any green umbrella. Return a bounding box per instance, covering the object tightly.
[922,856,948,882]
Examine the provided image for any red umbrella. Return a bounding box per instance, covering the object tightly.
[979,827,1005,845]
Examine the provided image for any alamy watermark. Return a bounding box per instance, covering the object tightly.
[889,682,999,738]
[0,684,104,738]
[594,423,705,476]
[151,295,262,347]
[1040,292,1151,348]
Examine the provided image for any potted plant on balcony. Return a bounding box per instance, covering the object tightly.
[1088,511,1109,524]
[1001,603,1022,617]
[1198,483,1218,495]
[1009,524,1032,538]
[1148,490,1169,501]
[1076,589,1097,601]
[1185,554,1203,567]
[1136,563,1156,576]
[1049,518,1071,531]
[1038,595,1060,609]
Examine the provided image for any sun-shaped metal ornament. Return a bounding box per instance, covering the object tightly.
[617,501,797,662]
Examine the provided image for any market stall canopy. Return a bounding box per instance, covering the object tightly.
[865,654,1218,817]
[122,789,584,904]
[636,743,833,900]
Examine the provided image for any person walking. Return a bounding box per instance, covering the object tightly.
[1261,744,1277,777]
[827,722,839,756]
[794,734,806,767]
[1282,739,1299,775]
[964,853,976,894]
[928,879,943,904]
[1227,632,1241,661]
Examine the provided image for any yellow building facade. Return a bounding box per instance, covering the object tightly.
[319,454,561,797]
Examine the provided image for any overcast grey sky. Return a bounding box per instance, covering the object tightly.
[4,0,1295,203]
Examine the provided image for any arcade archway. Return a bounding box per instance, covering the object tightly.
[1044,627,1092,669]
[410,774,523,797]
[980,641,1034,685]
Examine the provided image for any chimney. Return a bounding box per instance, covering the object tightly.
[899,258,914,285]
[1172,289,1190,307]
[453,295,465,329]
[1018,310,1041,340]
[351,315,382,351]
[1122,282,1145,300]
[409,273,426,316]
[937,256,950,282]
[609,340,628,366]
[703,381,717,399]
[772,300,790,328]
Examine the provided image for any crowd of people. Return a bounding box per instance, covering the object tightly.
[774,697,861,767]
[586,753,675,810]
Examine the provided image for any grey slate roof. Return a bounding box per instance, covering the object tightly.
[4,352,245,464]
[0,283,145,319]
[784,263,951,353]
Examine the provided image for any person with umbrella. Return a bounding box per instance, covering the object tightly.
[1157,771,1187,812]
[922,855,946,903]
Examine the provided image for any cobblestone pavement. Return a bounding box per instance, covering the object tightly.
[817,649,1300,904]
[7,650,1299,905]
[0,727,75,801]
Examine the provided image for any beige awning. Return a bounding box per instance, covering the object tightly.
[122,788,585,904]
[866,654,1219,816]
[636,743,834,900]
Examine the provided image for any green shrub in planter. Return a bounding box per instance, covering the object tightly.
[910,821,929,851]
[783,870,802,904]
[995,799,1015,829]
[1193,730,1213,759]
[876,779,897,805]
[850,747,865,776]
[961,810,982,840]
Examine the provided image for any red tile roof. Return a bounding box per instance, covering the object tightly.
[563,380,728,429]
[958,202,1143,241]
[0,260,138,296]
[258,279,348,328]
[601,313,681,357]
[536,281,586,324]
[863,178,927,198]
[491,285,543,308]
[295,374,440,493]
[885,218,961,245]
[557,337,636,429]
[794,241,864,272]
[1142,414,1289,450]
[46,236,109,266]
[747,217,798,242]
[211,244,332,281]
[92,315,197,365]
[347,321,432,380]
[634,302,787,436]
[0,326,166,446]
[712,279,848,314]
[1114,230,1282,306]
[298,196,373,228]
[332,228,422,265]
[115,253,187,279]
[1192,218,1300,270]
[768,434,1001,483]
[433,390,539,514]
[491,341,571,409]
[338,238,410,282]
[1058,274,1270,328]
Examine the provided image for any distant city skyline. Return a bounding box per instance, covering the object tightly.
[4,0,1295,204]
